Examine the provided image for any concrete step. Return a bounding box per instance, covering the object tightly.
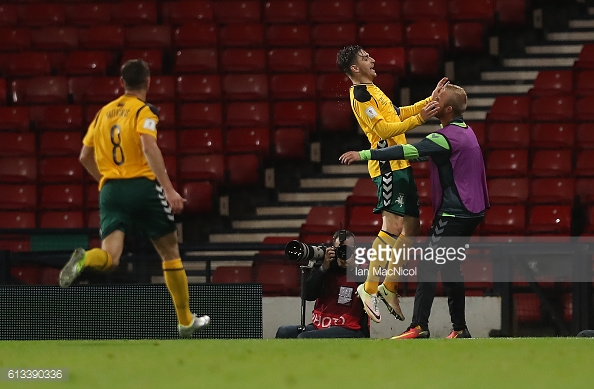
[465,84,532,95]
[470,97,496,108]
[503,57,577,68]
[322,164,368,175]
[231,219,304,230]
[464,110,488,120]
[569,19,594,29]
[300,177,358,189]
[277,191,352,203]
[481,70,539,81]
[256,206,311,216]
[209,232,295,243]
[546,31,594,41]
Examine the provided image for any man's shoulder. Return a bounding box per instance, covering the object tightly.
[352,84,373,103]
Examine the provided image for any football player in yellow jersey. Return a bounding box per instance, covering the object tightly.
[59,59,210,337]
[337,45,447,323]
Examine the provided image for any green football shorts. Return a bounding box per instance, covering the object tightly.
[371,167,420,217]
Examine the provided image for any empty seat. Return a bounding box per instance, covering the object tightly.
[487,178,529,204]
[574,69,594,96]
[174,49,217,73]
[179,154,225,184]
[173,23,217,48]
[575,95,594,121]
[163,155,178,181]
[0,239,30,252]
[0,4,18,27]
[314,48,342,72]
[39,131,82,156]
[530,149,572,177]
[358,23,404,47]
[212,266,252,283]
[181,180,214,214]
[416,178,432,205]
[124,25,172,49]
[226,153,261,186]
[527,205,572,235]
[78,25,124,49]
[220,49,266,73]
[39,157,83,183]
[74,77,122,104]
[11,77,69,105]
[40,184,84,209]
[213,0,261,24]
[0,211,36,229]
[346,205,382,235]
[448,0,494,23]
[486,122,530,149]
[152,103,175,129]
[419,205,434,236]
[356,0,402,22]
[530,122,574,149]
[178,128,223,154]
[19,3,66,27]
[273,101,317,131]
[482,205,526,235]
[263,0,307,23]
[255,262,300,296]
[0,184,36,210]
[0,27,31,51]
[0,157,36,183]
[0,107,30,132]
[157,130,176,155]
[145,75,175,102]
[270,73,316,100]
[372,73,397,99]
[486,149,528,177]
[65,3,111,26]
[346,177,377,207]
[528,70,573,97]
[576,178,594,204]
[64,51,109,75]
[487,95,530,121]
[266,24,310,47]
[176,74,221,101]
[161,1,213,25]
[368,47,406,76]
[273,128,306,160]
[178,103,222,128]
[412,159,430,178]
[225,102,269,127]
[311,23,357,47]
[85,183,100,209]
[6,52,51,77]
[268,48,312,72]
[31,27,78,51]
[319,101,353,132]
[226,127,270,157]
[496,0,528,26]
[309,0,354,23]
[218,24,264,47]
[111,1,157,26]
[30,104,82,131]
[529,178,575,204]
[514,293,541,323]
[530,95,574,121]
[407,47,442,78]
[317,73,351,99]
[0,133,35,156]
[451,22,486,52]
[402,0,448,21]
[575,150,594,177]
[39,211,84,229]
[405,20,449,48]
[576,123,594,149]
[301,206,346,232]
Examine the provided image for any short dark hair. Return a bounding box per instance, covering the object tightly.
[336,45,362,76]
[332,230,355,245]
[121,59,150,91]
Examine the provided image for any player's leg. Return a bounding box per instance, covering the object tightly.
[297,326,365,338]
[276,324,315,338]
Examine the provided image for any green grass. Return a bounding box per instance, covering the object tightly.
[2,338,593,389]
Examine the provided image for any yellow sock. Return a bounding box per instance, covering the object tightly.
[364,230,398,294]
[163,258,193,326]
[383,234,414,293]
[83,248,113,271]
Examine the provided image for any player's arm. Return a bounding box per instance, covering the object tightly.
[399,77,449,119]
[79,145,101,182]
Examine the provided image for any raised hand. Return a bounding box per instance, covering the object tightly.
[420,100,440,122]
[339,151,362,165]
[431,77,449,100]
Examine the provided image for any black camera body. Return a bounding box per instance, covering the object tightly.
[284,230,351,266]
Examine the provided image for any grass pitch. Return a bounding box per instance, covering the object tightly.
[2,338,593,389]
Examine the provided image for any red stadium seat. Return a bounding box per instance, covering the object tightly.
[178,128,223,155]
[575,150,594,177]
[574,69,594,96]
[19,3,66,27]
[176,74,221,101]
[178,103,222,128]
[153,103,175,129]
[486,149,528,177]
[179,154,225,184]
[85,183,99,209]
[111,1,157,26]
[226,153,261,186]
[402,0,448,21]
[0,157,36,183]
[65,3,111,27]
[0,133,34,156]
[405,21,449,48]
[358,23,404,47]
[213,0,261,24]
[173,23,217,48]
[0,211,36,229]
[314,48,342,72]
[530,95,574,121]
[528,70,573,97]
[356,0,402,22]
[407,47,442,78]
[122,50,162,76]
[39,157,83,183]
[226,127,270,157]
[263,0,307,24]
[309,0,354,23]
[412,159,430,178]
[575,95,594,121]
[319,101,353,132]
[157,130,176,155]
[11,77,69,105]
[218,24,264,48]
[0,27,31,51]
[174,49,217,73]
[0,4,18,27]
[11,266,40,285]
[225,102,269,128]
[530,122,574,149]
[78,77,122,104]
[0,239,30,252]
[255,262,300,296]
[40,184,84,209]
[530,149,572,177]
[270,74,316,100]
[223,74,268,100]
[39,131,82,156]
[486,122,530,149]
[576,123,594,149]
[163,155,177,181]
[273,101,317,131]
[451,22,486,52]
[311,23,357,47]
[300,206,346,241]
[181,180,215,214]
[448,0,494,23]
[373,74,397,99]
[482,205,526,235]
[416,178,431,205]
[124,25,172,49]
[529,178,575,205]
[145,75,175,102]
[64,51,109,76]
[527,205,572,235]
[496,0,528,26]
[419,205,433,236]
[31,27,78,51]
[346,205,382,235]
[576,178,594,204]
[0,184,36,210]
[467,121,486,149]
[161,1,213,25]
[220,49,266,73]
[368,47,406,76]
[30,105,84,132]
[514,293,541,323]
[268,48,312,73]
[39,211,84,229]
[0,107,30,132]
[6,52,51,77]
[211,266,252,283]
[316,73,351,99]
[78,25,124,49]
[40,267,60,285]
[266,24,310,47]
[487,178,529,205]
[273,128,306,160]
[346,178,377,207]
[487,95,530,121]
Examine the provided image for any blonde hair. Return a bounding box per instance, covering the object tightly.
[445,84,467,117]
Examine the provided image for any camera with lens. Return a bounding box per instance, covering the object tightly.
[284,230,351,267]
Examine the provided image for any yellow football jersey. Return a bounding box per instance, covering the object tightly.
[83,94,159,189]
[349,83,430,178]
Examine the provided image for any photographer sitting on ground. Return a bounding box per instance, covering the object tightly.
[276,230,370,338]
